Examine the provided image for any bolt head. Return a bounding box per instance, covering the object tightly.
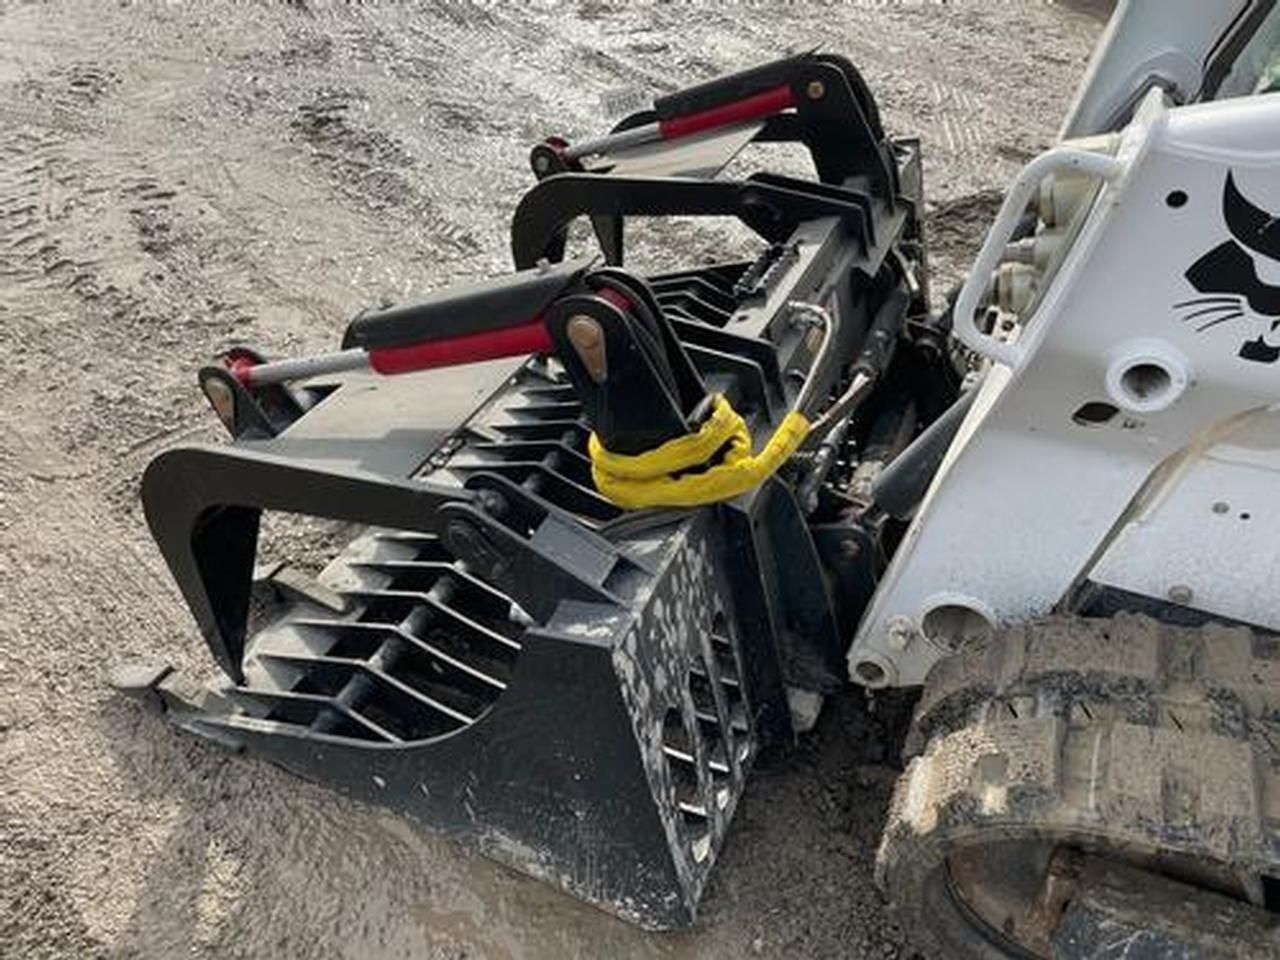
[806,80,825,100]
[446,520,480,556]
[1167,584,1194,605]
[566,314,608,383]
[203,377,236,430]
[886,615,914,652]
[476,489,507,516]
[567,315,602,349]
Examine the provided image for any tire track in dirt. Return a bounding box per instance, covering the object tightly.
[288,88,483,257]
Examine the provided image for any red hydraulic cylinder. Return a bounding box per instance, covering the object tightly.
[658,84,796,141]
[367,317,553,375]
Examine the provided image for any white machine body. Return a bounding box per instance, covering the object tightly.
[849,84,1280,687]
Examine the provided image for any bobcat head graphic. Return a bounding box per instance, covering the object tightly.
[1180,172,1280,364]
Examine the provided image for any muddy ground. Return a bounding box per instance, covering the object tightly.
[0,2,1104,958]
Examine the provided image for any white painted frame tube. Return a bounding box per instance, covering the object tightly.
[952,148,1125,368]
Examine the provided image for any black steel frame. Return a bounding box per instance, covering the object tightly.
[131,50,947,929]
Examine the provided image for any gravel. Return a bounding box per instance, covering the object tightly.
[0,2,1102,957]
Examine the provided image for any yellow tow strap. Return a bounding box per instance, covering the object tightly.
[588,394,811,509]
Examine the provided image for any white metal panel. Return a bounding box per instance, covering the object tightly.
[850,91,1280,686]
[1090,411,1280,628]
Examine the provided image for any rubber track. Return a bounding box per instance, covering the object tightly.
[878,613,1280,957]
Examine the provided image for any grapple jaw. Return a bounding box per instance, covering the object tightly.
[133,506,775,928]
[136,354,798,928]
[126,50,946,927]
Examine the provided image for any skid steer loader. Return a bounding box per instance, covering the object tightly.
[117,1,1280,955]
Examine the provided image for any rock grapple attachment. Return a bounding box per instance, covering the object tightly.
[123,51,952,926]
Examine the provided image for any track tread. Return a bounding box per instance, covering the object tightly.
[879,614,1280,959]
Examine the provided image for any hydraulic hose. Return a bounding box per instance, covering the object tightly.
[869,385,979,520]
[801,286,909,451]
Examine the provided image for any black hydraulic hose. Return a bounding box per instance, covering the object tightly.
[800,286,909,451]
[870,385,979,520]
[851,286,908,379]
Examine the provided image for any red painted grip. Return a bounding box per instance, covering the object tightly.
[594,286,633,312]
[658,84,795,142]
[368,318,552,375]
[226,355,258,386]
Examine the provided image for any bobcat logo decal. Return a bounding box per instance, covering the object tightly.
[1179,172,1280,364]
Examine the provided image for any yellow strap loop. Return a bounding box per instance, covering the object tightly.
[588,394,811,509]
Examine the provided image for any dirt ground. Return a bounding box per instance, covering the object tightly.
[0,2,1104,958]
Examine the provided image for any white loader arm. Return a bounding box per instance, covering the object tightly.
[1063,0,1280,138]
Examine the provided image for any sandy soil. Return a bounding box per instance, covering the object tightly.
[0,2,1102,957]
